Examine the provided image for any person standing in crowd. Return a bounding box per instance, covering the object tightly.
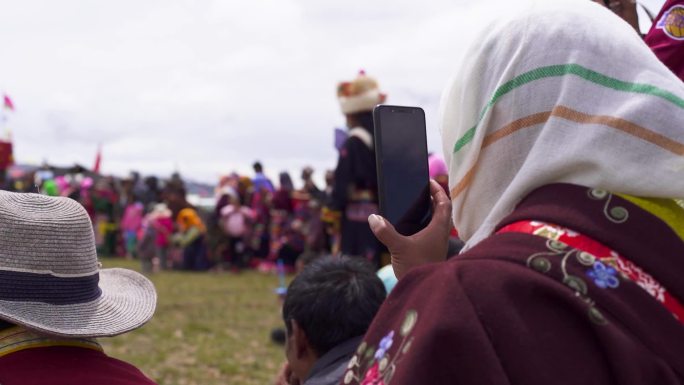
[128,171,147,203]
[137,211,157,274]
[348,2,684,384]
[215,174,240,217]
[220,194,256,270]
[121,201,144,259]
[237,176,253,205]
[270,172,297,266]
[92,176,121,256]
[167,188,208,271]
[323,170,334,199]
[0,191,157,384]
[149,203,174,271]
[213,176,240,269]
[249,168,272,260]
[167,171,185,192]
[252,161,275,194]
[275,256,386,385]
[297,167,328,255]
[273,172,295,214]
[327,71,386,265]
[300,166,323,203]
[141,176,162,211]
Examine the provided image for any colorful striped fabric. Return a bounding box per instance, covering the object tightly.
[439,0,684,249]
[497,219,684,323]
[0,326,102,358]
[452,64,684,155]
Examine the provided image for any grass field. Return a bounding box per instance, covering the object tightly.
[100,258,287,385]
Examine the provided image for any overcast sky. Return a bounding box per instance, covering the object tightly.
[0,0,666,185]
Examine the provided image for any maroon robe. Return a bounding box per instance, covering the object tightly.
[342,184,684,385]
[0,346,157,385]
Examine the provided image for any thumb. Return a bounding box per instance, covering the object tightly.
[368,214,404,250]
[425,179,453,232]
[431,193,453,230]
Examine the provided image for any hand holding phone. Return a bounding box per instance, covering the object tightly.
[373,105,431,236]
[368,180,452,279]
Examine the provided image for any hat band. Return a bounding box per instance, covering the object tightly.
[0,270,102,305]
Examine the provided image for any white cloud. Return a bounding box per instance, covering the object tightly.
[0,0,668,186]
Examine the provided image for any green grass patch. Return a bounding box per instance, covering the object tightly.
[100,258,287,385]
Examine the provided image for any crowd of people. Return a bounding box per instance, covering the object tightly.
[0,71,456,276]
[0,162,343,274]
[0,1,683,384]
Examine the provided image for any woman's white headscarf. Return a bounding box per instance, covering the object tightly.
[440,0,684,250]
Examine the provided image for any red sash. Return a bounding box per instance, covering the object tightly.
[498,220,684,324]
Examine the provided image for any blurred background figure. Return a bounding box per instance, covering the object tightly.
[326,71,386,266]
[220,193,256,271]
[252,161,275,194]
[139,202,175,272]
[121,201,144,259]
[167,187,209,271]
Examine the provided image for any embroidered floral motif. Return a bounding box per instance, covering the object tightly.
[587,188,629,224]
[586,261,620,289]
[500,220,684,324]
[360,363,383,385]
[374,331,394,360]
[526,239,610,325]
[345,310,417,384]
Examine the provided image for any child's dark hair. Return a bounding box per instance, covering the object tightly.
[282,256,386,356]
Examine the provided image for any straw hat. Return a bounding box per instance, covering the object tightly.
[0,191,157,337]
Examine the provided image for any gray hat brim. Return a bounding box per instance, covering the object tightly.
[0,268,157,338]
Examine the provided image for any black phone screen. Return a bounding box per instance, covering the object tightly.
[373,105,431,236]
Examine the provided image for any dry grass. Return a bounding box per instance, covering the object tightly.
[100,258,287,385]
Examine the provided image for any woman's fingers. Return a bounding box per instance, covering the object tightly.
[368,214,405,251]
[428,179,453,230]
[429,179,449,204]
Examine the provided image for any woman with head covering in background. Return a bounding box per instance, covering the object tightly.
[166,188,208,271]
[344,1,684,384]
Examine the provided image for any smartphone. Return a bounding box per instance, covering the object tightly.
[373,105,431,236]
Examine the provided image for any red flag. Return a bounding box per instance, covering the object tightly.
[3,95,14,111]
[93,145,102,174]
[0,141,13,171]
